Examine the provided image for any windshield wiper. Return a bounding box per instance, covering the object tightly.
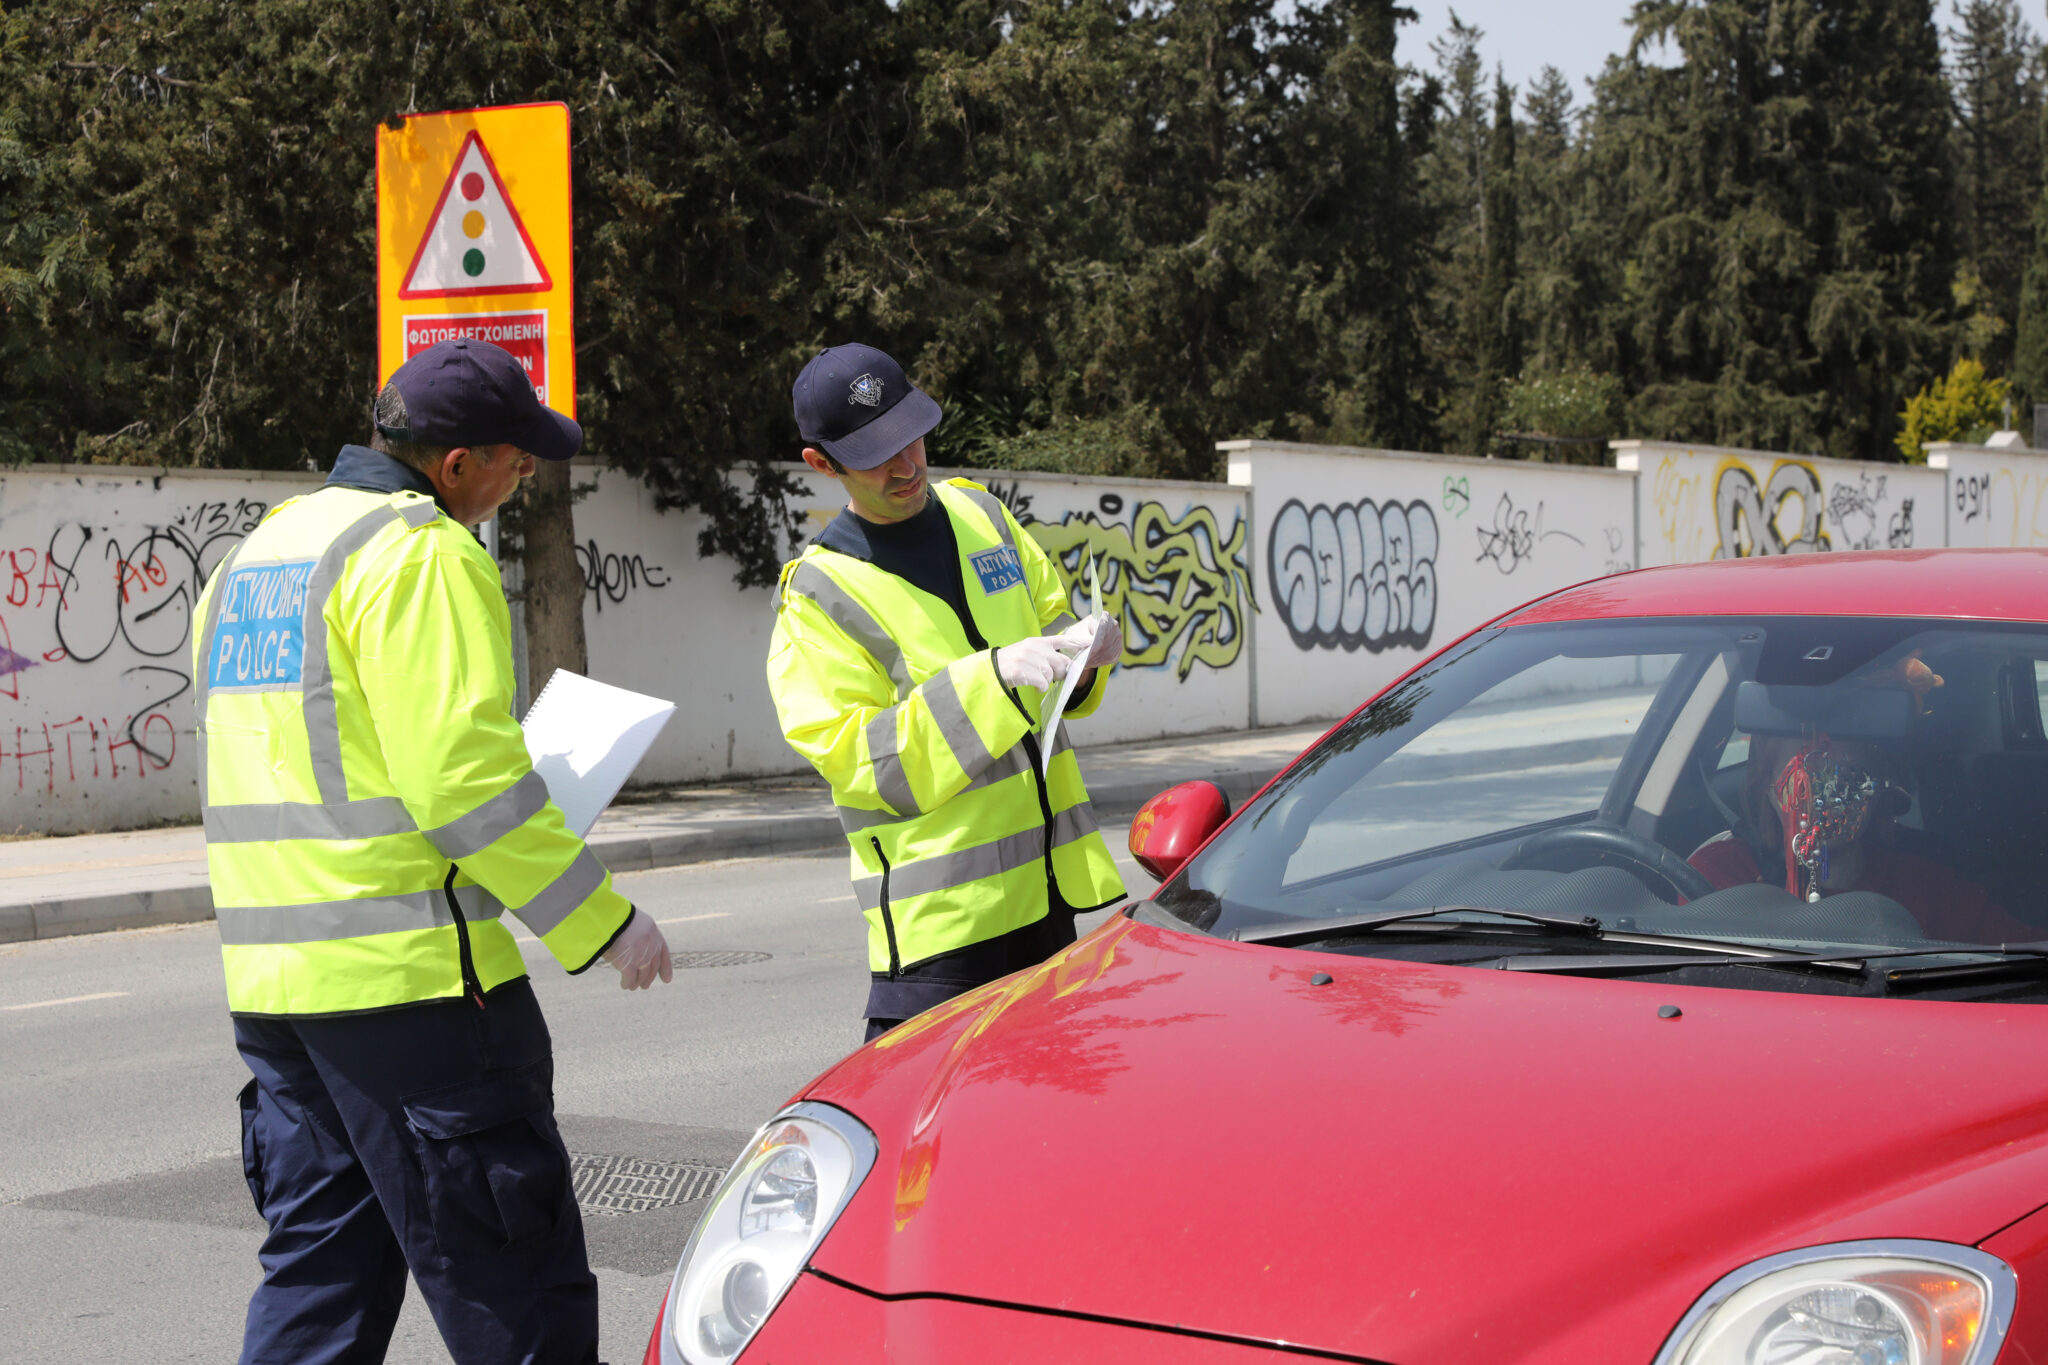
[1504,939,2048,983]
[1878,941,2048,991]
[1236,906,1605,946]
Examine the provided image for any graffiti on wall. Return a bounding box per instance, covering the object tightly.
[1000,485,1255,681]
[1702,459,1918,560]
[0,493,265,803]
[1268,498,1439,652]
[1473,492,1583,574]
[574,537,670,613]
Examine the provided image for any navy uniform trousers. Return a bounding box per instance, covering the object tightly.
[233,979,599,1365]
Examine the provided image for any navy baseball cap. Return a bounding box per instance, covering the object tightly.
[791,343,943,470]
[378,338,582,462]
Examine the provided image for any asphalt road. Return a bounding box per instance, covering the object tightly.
[0,825,1145,1364]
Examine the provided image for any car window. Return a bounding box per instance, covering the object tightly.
[1284,654,1678,884]
[1157,617,2048,975]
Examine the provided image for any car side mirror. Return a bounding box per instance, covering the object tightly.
[1128,781,1232,883]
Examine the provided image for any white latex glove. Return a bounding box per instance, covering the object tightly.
[601,909,673,990]
[995,636,1075,691]
[1058,612,1123,669]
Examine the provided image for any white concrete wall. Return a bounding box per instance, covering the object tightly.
[1615,440,1945,567]
[571,463,1256,786]
[0,465,324,835]
[1926,441,2048,547]
[1221,441,1637,728]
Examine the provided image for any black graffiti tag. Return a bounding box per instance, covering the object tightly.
[574,539,670,613]
[1473,493,1582,574]
[1268,498,1438,652]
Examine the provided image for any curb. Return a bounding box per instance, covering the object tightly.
[1,765,1286,946]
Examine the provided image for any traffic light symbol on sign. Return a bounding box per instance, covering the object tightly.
[399,131,552,298]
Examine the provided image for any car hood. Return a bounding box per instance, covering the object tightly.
[803,914,2048,1364]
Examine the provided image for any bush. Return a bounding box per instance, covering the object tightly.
[1896,357,2010,461]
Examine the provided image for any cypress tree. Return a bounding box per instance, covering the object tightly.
[1464,70,1519,456]
[1948,0,2043,375]
[2013,96,2048,412]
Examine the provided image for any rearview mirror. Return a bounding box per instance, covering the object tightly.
[1733,680,1910,740]
[1128,781,1232,883]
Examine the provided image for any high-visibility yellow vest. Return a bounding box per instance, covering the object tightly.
[766,478,1126,973]
[193,484,632,1016]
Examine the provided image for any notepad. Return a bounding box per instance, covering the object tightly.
[521,671,677,836]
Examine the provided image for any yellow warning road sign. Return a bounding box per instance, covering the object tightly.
[377,103,573,415]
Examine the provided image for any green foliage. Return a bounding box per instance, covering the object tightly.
[0,0,2031,575]
[1501,366,1623,445]
[1896,356,2010,460]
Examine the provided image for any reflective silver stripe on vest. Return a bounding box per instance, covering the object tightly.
[851,804,1100,908]
[785,561,912,699]
[215,890,450,945]
[923,665,995,776]
[1045,612,1077,637]
[203,796,418,844]
[953,485,1019,554]
[425,770,550,860]
[510,847,607,938]
[300,498,441,804]
[834,739,1034,834]
[864,707,922,817]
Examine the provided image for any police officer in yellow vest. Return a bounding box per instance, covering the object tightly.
[196,338,673,1365]
[767,343,1127,1042]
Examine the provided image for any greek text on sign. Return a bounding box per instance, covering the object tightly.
[971,545,1025,595]
[399,131,550,298]
[405,312,548,407]
[212,561,315,690]
[377,103,574,416]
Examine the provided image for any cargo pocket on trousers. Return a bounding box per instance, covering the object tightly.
[237,1078,265,1217]
[402,1063,569,1256]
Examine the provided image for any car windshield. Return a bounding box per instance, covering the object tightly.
[1156,616,2048,980]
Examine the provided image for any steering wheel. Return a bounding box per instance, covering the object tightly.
[1500,823,1717,904]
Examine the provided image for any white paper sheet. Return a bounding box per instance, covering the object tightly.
[1038,560,1104,781]
[521,671,677,836]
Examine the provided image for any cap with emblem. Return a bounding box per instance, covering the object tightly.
[790,342,944,470]
[377,337,583,462]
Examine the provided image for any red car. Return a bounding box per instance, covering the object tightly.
[647,549,2048,1365]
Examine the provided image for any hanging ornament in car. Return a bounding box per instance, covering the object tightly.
[1770,743,1879,903]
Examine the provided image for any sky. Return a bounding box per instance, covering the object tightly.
[1397,0,1666,101]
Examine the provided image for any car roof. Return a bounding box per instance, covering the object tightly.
[1500,548,2048,627]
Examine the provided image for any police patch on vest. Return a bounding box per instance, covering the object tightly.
[969,545,1025,594]
[211,560,315,689]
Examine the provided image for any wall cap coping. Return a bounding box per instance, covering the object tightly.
[1610,440,1948,476]
[1924,441,2048,465]
[1218,437,1633,480]
[0,462,326,484]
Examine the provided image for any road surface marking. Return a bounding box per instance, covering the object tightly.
[815,894,853,905]
[2,991,130,1012]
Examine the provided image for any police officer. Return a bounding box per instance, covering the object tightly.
[196,338,673,1365]
[766,343,1127,1041]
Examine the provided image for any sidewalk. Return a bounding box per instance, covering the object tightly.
[0,723,1329,945]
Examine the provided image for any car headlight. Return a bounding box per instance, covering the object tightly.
[663,1101,876,1365]
[1653,1240,2016,1365]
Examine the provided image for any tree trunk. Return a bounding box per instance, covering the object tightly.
[520,458,588,695]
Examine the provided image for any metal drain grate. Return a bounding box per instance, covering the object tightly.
[669,950,773,969]
[569,1152,726,1216]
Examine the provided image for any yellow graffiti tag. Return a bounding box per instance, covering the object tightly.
[1027,503,1256,681]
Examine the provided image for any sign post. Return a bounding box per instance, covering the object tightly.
[376,103,573,413]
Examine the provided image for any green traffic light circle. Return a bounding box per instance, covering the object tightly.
[462,248,486,278]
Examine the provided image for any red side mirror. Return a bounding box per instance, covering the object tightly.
[1128,781,1232,883]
